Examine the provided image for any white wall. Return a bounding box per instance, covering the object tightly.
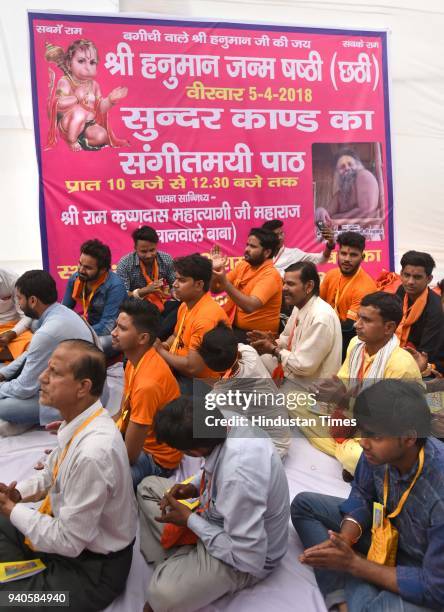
[1,0,444,279]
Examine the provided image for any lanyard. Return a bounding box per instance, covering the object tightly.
[117,351,151,432]
[334,269,361,313]
[170,310,187,355]
[383,447,424,519]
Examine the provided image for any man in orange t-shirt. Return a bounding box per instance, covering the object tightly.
[156,254,230,393]
[320,231,376,359]
[210,228,283,343]
[111,299,181,488]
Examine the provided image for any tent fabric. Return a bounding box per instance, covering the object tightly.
[1,1,444,279]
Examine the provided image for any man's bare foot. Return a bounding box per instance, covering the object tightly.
[69,141,82,152]
[143,603,153,612]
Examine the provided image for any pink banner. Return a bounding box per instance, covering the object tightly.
[29,13,394,293]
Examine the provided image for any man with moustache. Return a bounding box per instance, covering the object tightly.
[210,228,283,343]
[320,231,377,358]
[292,380,444,612]
[315,148,380,225]
[0,340,137,611]
[63,239,127,339]
[395,250,443,375]
[248,261,342,393]
[116,226,178,339]
[0,270,93,435]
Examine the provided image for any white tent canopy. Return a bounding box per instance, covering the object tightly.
[2,0,444,279]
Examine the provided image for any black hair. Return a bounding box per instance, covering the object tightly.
[59,339,106,396]
[132,225,159,245]
[248,228,280,258]
[261,219,283,232]
[119,298,160,346]
[354,379,431,442]
[198,322,238,371]
[154,396,227,451]
[80,239,111,271]
[400,250,436,277]
[16,270,57,305]
[337,231,366,253]
[284,261,320,296]
[333,147,361,167]
[360,291,403,327]
[174,254,212,292]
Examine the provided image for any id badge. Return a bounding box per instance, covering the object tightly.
[372,502,384,528]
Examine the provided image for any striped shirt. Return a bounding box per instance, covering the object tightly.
[116,251,175,292]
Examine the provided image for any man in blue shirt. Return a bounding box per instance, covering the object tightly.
[63,239,127,344]
[291,379,444,611]
[0,271,94,435]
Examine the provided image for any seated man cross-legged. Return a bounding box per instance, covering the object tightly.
[292,379,444,612]
[138,396,290,612]
[210,227,283,342]
[156,254,229,393]
[0,270,96,435]
[0,340,137,611]
[111,299,182,487]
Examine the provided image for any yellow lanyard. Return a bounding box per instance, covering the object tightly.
[117,351,151,432]
[170,310,187,355]
[334,268,361,313]
[383,447,424,519]
[25,407,104,549]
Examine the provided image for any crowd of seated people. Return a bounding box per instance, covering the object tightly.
[0,222,443,612]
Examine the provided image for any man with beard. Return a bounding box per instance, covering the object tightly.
[210,228,283,343]
[320,231,377,358]
[261,219,336,277]
[395,251,443,375]
[0,270,93,435]
[249,261,342,393]
[63,239,127,344]
[315,149,380,225]
[116,226,178,340]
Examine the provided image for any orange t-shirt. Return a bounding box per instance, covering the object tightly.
[174,292,230,379]
[225,259,282,332]
[125,347,181,469]
[320,267,377,322]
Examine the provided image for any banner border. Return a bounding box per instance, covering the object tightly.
[28,11,394,273]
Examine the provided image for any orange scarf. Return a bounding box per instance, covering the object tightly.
[396,288,428,347]
[25,407,104,550]
[139,259,165,313]
[224,260,272,324]
[72,272,108,320]
[272,317,298,384]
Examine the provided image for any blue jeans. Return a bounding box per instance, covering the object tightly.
[0,395,41,425]
[131,452,175,489]
[291,492,433,612]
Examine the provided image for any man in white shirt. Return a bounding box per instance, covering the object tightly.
[249,261,342,394]
[0,339,137,611]
[197,321,291,458]
[138,396,289,612]
[262,219,335,277]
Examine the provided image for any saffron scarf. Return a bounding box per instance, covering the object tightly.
[396,288,428,348]
[72,272,108,320]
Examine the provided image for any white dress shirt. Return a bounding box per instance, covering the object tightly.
[11,400,137,557]
[273,245,328,277]
[276,295,342,385]
[187,417,290,579]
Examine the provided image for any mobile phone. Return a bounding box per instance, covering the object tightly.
[316,221,325,231]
